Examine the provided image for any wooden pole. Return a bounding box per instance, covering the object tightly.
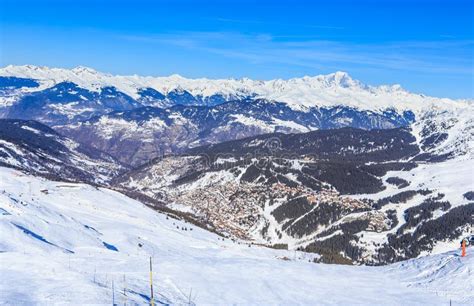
[462,239,466,257]
[150,257,154,306]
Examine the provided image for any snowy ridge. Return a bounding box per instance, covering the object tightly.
[0,166,471,305]
[0,65,471,113]
[0,119,124,183]
[412,107,474,159]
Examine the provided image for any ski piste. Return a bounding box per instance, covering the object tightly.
[0,167,472,304]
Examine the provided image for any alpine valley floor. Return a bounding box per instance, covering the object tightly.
[0,167,471,305]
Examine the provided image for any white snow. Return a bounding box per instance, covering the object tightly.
[230,114,274,131]
[0,167,472,305]
[48,102,96,120]
[0,140,26,156]
[272,117,312,132]
[20,125,41,134]
[0,95,20,107]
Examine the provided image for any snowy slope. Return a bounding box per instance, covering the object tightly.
[0,65,471,113]
[0,119,124,183]
[412,108,474,160]
[0,167,471,305]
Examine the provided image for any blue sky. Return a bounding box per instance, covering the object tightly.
[0,0,473,98]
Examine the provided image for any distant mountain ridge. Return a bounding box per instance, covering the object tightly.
[0,65,472,166]
[57,100,416,165]
[0,64,471,113]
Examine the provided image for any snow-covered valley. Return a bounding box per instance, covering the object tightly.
[0,167,472,305]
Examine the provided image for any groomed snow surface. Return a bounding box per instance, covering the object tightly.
[0,167,471,305]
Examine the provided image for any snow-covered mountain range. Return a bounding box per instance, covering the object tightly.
[0,64,471,112]
[1,65,471,166]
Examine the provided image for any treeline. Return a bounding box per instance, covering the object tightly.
[304,233,363,265]
[386,177,410,188]
[360,162,417,177]
[464,191,474,201]
[397,196,451,235]
[371,189,432,210]
[375,203,473,264]
[190,126,420,163]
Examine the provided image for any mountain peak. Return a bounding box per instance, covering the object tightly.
[333,70,351,79]
[168,73,185,80]
[3,64,50,73]
[320,71,362,88]
[71,66,99,75]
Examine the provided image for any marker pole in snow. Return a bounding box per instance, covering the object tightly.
[461,239,466,257]
[150,257,154,306]
[123,275,127,306]
[112,280,115,306]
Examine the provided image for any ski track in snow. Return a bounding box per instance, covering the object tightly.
[0,167,472,305]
